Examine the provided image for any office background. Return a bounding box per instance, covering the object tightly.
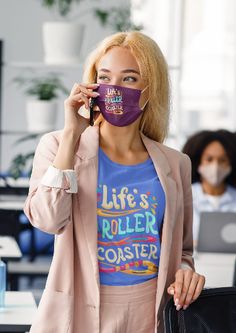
[0,0,236,175]
[0,1,235,323]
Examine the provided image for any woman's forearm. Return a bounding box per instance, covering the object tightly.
[53,129,82,170]
[53,82,98,170]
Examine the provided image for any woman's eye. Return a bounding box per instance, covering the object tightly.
[220,158,229,165]
[123,76,137,82]
[205,157,213,163]
[98,76,110,82]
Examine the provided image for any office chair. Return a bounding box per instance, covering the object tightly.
[164,287,236,333]
[0,209,22,241]
[233,259,236,287]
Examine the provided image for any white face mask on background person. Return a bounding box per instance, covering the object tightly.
[198,163,232,187]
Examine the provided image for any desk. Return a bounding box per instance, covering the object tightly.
[0,195,26,211]
[194,252,236,287]
[0,194,53,262]
[0,236,22,261]
[0,196,27,244]
[0,291,37,332]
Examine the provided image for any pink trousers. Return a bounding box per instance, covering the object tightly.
[100,278,157,333]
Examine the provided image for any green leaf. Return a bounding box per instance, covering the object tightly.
[14,134,41,145]
[13,71,69,101]
[94,9,109,26]
[8,152,35,180]
[40,0,83,17]
[93,6,143,32]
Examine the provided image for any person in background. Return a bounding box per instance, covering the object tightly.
[24,31,205,333]
[182,129,236,245]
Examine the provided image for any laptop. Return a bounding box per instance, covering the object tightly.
[197,211,236,253]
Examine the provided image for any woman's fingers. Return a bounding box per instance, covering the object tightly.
[70,82,79,95]
[172,269,184,308]
[66,83,100,111]
[189,274,205,302]
[178,269,198,307]
[70,93,90,109]
[167,269,205,311]
[69,83,99,97]
[65,91,99,111]
[63,82,100,136]
[167,283,175,295]
[179,271,200,309]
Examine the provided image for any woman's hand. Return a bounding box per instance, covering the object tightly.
[167,269,205,310]
[52,83,100,170]
[63,82,100,137]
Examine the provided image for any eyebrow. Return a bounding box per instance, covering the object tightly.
[98,68,140,75]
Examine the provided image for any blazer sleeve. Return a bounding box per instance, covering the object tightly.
[180,154,195,270]
[24,132,77,235]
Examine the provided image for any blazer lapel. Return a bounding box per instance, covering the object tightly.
[141,134,177,311]
[74,128,178,307]
[74,126,100,293]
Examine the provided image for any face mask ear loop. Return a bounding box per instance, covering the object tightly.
[142,85,149,93]
[140,85,149,110]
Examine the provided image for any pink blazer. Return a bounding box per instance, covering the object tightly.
[24,126,194,333]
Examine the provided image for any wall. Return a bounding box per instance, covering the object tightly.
[0,0,123,172]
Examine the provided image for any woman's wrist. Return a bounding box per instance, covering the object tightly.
[62,128,82,148]
[53,129,81,170]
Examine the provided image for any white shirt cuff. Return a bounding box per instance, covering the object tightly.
[180,262,193,270]
[41,165,78,193]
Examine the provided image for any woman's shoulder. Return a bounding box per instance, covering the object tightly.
[226,184,236,197]
[142,136,191,179]
[40,129,62,144]
[191,182,203,197]
[143,134,188,160]
[35,130,64,157]
[39,130,62,144]
[37,126,99,158]
[156,141,187,157]
[192,182,202,191]
[152,140,191,168]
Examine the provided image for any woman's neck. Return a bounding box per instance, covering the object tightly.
[201,181,226,196]
[99,121,144,153]
[99,121,149,164]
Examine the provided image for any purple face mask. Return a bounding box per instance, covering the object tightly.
[93,84,147,127]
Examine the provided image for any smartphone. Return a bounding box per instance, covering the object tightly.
[89,97,96,126]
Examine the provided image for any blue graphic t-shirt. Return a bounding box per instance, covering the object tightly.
[97,148,166,286]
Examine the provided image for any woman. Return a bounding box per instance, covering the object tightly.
[182,129,236,245]
[24,31,205,333]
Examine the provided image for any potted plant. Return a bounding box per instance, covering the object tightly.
[40,1,143,64]
[7,134,40,180]
[40,0,85,64]
[9,152,35,180]
[41,0,82,16]
[94,6,143,32]
[14,72,68,133]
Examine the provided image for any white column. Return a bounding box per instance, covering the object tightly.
[131,0,185,148]
[222,0,236,130]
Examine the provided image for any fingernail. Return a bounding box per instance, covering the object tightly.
[176,305,182,311]
[183,305,189,310]
[93,83,99,86]
[93,92,100,96]
[174,298,179,306]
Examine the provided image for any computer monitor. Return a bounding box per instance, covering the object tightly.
[197,211,236,253]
